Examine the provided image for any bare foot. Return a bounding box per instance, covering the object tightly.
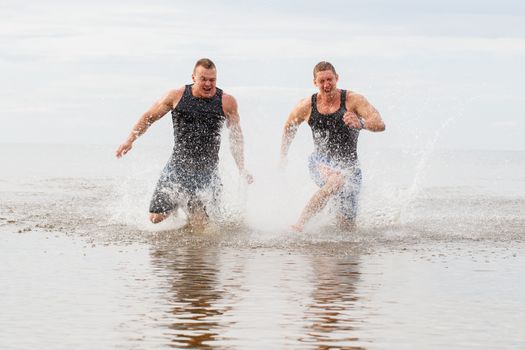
[337,220,356,232]
[188,212,208,229]
[179,221,208,234]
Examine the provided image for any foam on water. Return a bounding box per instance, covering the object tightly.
[1,145,524,251]
[1,95,524,249]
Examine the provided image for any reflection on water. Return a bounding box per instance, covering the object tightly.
[151,246,235,349]
[149,241,367,349]
[301,257,365,349]
[2,231,525,349]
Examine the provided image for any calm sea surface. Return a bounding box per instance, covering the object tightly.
[1,144,524,349]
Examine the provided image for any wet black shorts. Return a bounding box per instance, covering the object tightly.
[149,159,222,215]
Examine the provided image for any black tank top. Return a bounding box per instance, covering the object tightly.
[171,84,226,173]
[308,89,359,165]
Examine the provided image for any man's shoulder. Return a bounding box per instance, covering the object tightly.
[345,90,365,100]
[165,86,186,99]
[163,86,186,108]
[221,92,237,107]
[297,96,312,109]
[293,97,312,116]
[345,90,368,105]
[286,97,312,122]
[173,85,187,95]
[220,92,239,118]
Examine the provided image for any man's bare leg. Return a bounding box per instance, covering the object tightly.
[292,172,344,232]
[185,199,209,232]
[336,214,356,231]
[187,208,208,231]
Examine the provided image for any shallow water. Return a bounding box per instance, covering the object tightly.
[2,231,524,349]
[1,144,525,349]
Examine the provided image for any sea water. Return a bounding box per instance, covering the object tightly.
[1,143,524,349]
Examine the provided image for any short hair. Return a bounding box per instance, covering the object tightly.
[194,58,216,72]
[313,61,337,78]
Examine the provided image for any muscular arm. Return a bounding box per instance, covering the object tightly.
[115,88,183,158]
[344,93,385,132]
[280,98,311,160]
[223,94,252,182]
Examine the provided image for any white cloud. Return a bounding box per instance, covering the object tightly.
[1,0,524,149]
[490,121,518,128]
[3,2,524,66]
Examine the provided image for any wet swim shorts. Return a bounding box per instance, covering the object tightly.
[308,153,362,221]
[149,158,222,215]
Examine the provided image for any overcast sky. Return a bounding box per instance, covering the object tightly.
[1,0,524,150]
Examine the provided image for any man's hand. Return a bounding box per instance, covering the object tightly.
[116,141,133,158]
[342,111,364,129]
[279,156,288,171]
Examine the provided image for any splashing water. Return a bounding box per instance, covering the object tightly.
[1,87,523,244]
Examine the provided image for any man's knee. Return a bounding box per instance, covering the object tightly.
[325,172,345,193]
[149,213,168,224]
